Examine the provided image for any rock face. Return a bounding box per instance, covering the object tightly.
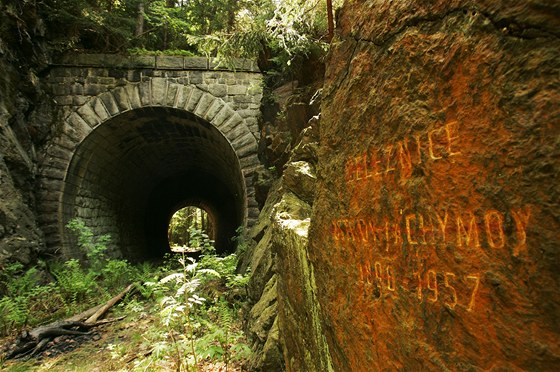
[242,114,332,371]
[309,1,559,370]
[272,191,333,372]
[242,179,283,371]
[259,72,323,177]
[0,1,50,266]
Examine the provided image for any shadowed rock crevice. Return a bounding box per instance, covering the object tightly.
[240,114,332,372]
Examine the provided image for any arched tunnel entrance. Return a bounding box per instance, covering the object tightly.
[61,107,246,261]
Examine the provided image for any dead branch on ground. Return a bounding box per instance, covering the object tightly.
[2,283,136,360]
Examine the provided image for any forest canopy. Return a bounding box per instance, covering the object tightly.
[7,0,342,70]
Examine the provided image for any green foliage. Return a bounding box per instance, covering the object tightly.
[142,0,192,50]
[232,225,250,257]
[0,218,252,368]
[190,0,344,78]
[101,259,138,289]
[0,262,37,297]
[0,261,64,336]
[188,228,214,252]
[194,298,251,364]
[39,0,259,53]
[187,18,269,62]
[168,206,213,249]
[0,218,149,336]
[142,229,252,369]
[127,47,195,56]
[34,0,343,81]
[146,253,209,370]
[52,259,101,309]
[42,0,139,52]
[66,218,110,269]
[0,295,27,336]
[64,218,147,290]
[267,0,328,57]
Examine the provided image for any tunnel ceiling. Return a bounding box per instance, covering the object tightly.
[62,107,245,260]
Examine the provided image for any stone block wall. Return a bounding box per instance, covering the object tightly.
[47,55,262,136]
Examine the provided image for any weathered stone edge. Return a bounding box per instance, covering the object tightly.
[52,54,260,72]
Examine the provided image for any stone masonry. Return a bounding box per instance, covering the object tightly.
[38,54,263,257]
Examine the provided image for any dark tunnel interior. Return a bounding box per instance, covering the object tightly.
[61,107,245,261]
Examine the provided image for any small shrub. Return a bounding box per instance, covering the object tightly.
[143,226,252,369]
[0,296,26,335]
[66,218,111,273]
[0,218,148,330]
[0,262,38,297]
[101,259,137,289]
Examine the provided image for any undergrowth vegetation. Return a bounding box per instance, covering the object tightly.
[0,219,252,371]
[0,219,147,334]
[137,229,251,370]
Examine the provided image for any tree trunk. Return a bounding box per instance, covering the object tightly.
[326,0,334,42]
[4,284,135,360]
[163,23,168,50]
[227,0,236,32]
[201,210,206,232]
[135,2,145,40]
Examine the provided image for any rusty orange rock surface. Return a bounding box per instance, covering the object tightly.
[310,1,559,370]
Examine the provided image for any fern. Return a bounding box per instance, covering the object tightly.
[0,296,26,334]
[101,259,137,289]
[140,226,254,368]
[52,259,99,308]
[217,299,233,331]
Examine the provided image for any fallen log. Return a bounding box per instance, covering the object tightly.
[3,283,136,360]
[4,318,124,360]
[86,283,135,323]
[65,304,104,322]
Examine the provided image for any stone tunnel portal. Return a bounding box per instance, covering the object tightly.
[62,107,245,260]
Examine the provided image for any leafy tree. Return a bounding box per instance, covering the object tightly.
[189,0,343,79]
[37,0,342,66]
[138,1,190,50]
[41,0,140,51]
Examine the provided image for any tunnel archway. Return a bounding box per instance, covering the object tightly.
[61,107,245,260]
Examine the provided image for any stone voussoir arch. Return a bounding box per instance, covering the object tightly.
[38,57,263,254]
[71,80,259,161]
